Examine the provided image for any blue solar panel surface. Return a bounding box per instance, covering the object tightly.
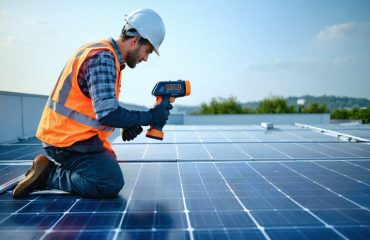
[0,124,369,240]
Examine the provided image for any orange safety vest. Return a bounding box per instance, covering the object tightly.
[36,40,122,152]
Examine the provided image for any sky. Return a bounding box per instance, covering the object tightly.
[0,0,370,107]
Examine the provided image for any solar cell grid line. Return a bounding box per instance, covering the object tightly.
[338,143,370,157]
[235,143,292,160]
[348,160,370,169]
[269,143,330,159]
[177,163,194,240]
[279,162,369,211]
[0,145,30,157]
[211,162,271,240]
[0,194,42,226]
[194,131,226,143]
[218,132,254,160]
[219,131,247,142]
[316,143,360,158]
[14,149,45,160]
[142,144,177,161]
[177,144,212,161]
[0,165,32,194]
[311,161,370,187]
[277,131,312,142]
[174,131,201,143]
[296,123,370,143]
[204,143,254,161]
[112,163,143,240]
[193,163,238,211]
[345,143,370,154]
[141,145,150,160]
[339,129,370,139]
[262,144,294,160]
[248,132,282,142]
[271,131,308,142]
[174,131,179,161]
[175,144,180,161]
[246,162,349,240]
[0,145,43,160]
[344,160,370,171]
[38,198,81,240]
[0,175,22,194]
[182,163,212,212]
[292,143,334,158]
[194,131,214,160]
[10,137,42,145]
[285,130,340,142]
[231,143,254,160]
[241,131,262,142]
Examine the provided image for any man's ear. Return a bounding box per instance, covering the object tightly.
[131,36,140,47]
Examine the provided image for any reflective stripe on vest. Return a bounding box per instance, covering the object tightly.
[46,98,113,132]
[36,39,121,150]
[58,42,107,105]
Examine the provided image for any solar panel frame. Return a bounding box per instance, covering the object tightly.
[1,124,370,240]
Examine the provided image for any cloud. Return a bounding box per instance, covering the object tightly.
[239,54,370,100]
[245,58,316,72]
[0,9,8,18]
[317,22,354,41]
[1,34,28,47]
[0,16,69,47]
[316,22,370,43]
[332,56,353,64]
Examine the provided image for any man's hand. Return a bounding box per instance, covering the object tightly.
[121,125,143,141]
[149,103,173,127]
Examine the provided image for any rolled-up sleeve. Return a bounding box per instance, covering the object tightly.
[85,51,119,119]
[83,51,152,128]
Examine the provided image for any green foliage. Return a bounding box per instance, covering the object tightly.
[331,105,370,123]
[256,96,296,114]
[195,96,369,124]
[301,102,329,113]
[331,109,351,119]
[286,95,370,111]
[196,96,254,114]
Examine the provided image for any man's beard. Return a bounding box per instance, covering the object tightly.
[126,47,140,68]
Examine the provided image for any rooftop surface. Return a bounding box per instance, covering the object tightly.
[0,124,370,240]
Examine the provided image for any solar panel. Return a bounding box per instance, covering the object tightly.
[313,124,370,140]
[0,145,44,161]
[0,164,31,193]
[0,124,370,239]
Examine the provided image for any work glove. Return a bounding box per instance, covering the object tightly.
[149,103,173,127]
[121,125,143,141]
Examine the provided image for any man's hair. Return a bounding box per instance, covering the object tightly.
[120,26,150,46]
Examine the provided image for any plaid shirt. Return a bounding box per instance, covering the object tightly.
[77,38,125,119]
[42,39,151,148]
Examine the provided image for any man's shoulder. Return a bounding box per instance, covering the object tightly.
[92,49,115,60]
[85,49,115,66]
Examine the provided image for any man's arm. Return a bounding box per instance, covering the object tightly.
[80,50,151,128]
[99,106,152,128]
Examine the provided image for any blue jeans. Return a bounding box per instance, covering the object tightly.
[45,146,124,198]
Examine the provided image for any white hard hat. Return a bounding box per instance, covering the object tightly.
[124,8,165,56]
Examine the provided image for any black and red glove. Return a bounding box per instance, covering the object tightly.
[121,125,143,141]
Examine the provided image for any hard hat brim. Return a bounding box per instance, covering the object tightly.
[154,48,160,56]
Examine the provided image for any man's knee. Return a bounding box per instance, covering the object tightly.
[97,168,124,198]
[69,151,125,198]
[71,165,124,198]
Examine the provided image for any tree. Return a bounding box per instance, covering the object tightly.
[256,96,296,114]
[196,96,250,114]
[331,109,351,119]
[350,106,370,123]
[302,102,329,113]
[331,105,370,123]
